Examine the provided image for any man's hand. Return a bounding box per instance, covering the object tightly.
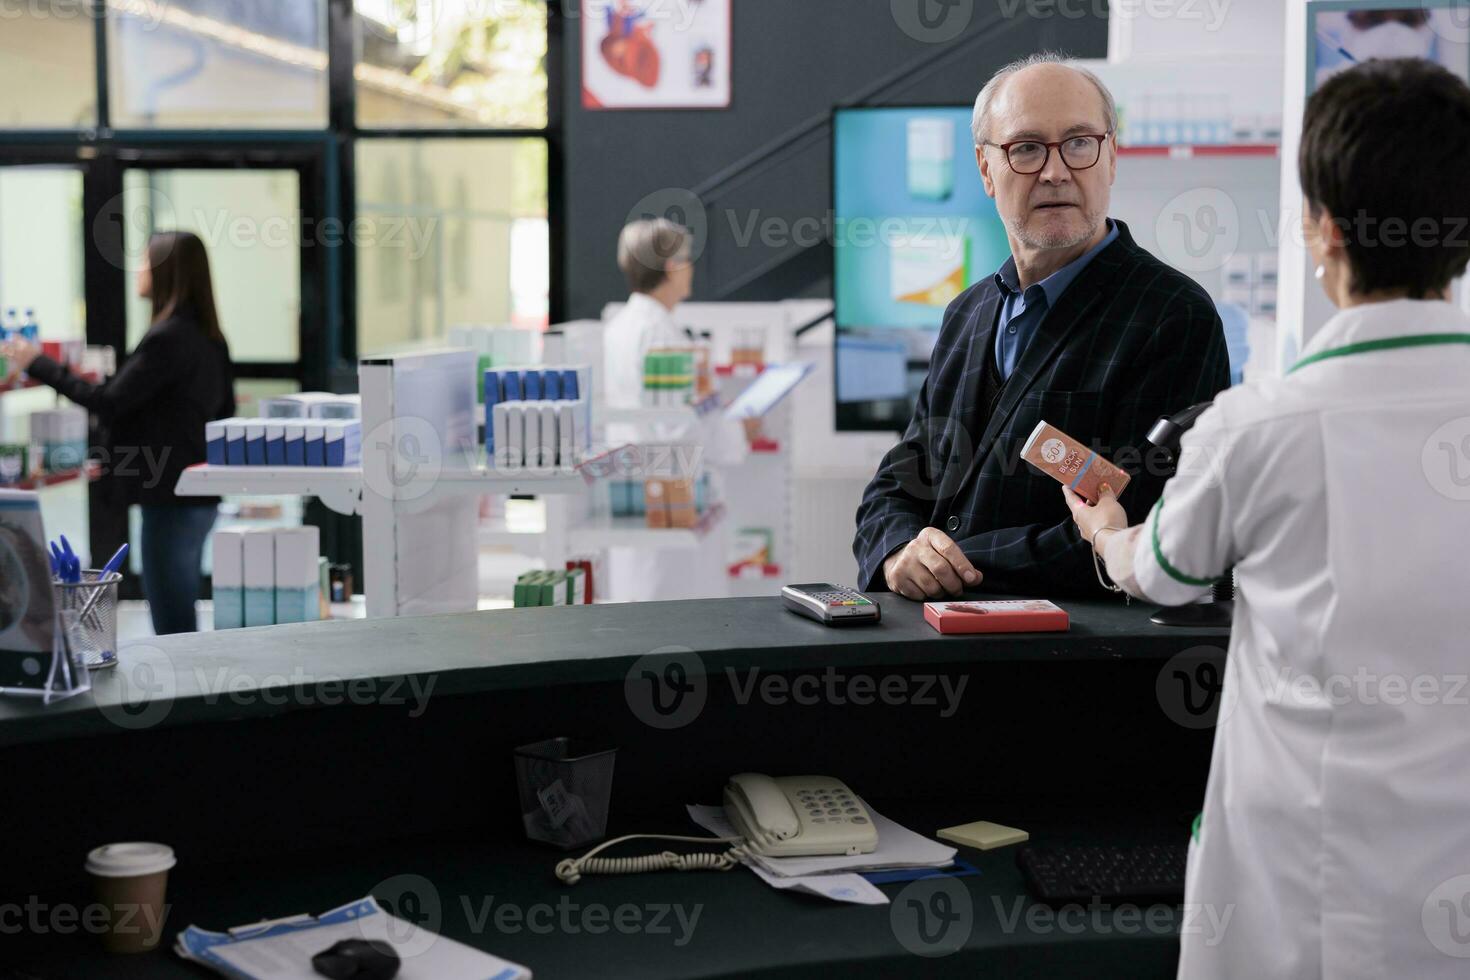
[882,527,982,601]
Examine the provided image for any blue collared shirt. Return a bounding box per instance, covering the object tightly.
[993,220,1119,381]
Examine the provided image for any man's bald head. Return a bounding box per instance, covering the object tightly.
[971,53,1117,147]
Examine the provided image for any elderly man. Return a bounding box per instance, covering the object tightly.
[853,53,1230,600]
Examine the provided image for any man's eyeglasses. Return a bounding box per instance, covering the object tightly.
[985,131,1112,175]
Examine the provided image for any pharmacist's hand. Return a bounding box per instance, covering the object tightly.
[1062,483,1127,548]
[882,527,982,601]
[741,417,763,443]
[1,339,40,372]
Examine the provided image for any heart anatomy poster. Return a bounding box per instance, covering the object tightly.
[582,0,731,110]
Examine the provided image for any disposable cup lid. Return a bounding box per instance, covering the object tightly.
[85,842,176,878]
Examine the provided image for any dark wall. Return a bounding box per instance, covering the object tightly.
[560,0,1109,320]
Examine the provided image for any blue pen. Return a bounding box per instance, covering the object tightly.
[100,543,129,577]
[59,535,80,583]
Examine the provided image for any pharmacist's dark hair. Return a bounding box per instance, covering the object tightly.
[1300,58,1470,299]
[148,231,226,346]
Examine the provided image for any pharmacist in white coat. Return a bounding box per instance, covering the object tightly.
[1067,59,1470,979]
[602,218,750,602]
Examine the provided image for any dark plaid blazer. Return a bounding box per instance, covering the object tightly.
[853,220,1230,597]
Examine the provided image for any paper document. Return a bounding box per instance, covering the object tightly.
[686,801,955,903]
[175,896,531,979]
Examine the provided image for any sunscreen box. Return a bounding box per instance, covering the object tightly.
[1019,420,1131,505]
[924,599,1070,635]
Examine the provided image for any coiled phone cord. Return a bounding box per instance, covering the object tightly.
[556,834,747,885]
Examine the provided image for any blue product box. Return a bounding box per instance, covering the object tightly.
[305,423,326,467]
[284,423,306,466]
[245,423,266,466]
[265,422,287,465]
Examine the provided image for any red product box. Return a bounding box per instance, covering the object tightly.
[923,600,1071,634]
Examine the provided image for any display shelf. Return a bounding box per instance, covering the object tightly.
[1116,143,1279,159]
[176,458,617,518]
[174,465,365,516]
[427,467,587,501]
[569,502,725,551]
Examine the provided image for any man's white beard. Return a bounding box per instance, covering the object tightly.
[1009,208,1104,251]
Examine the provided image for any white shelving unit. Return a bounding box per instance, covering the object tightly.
[174,349,600,619]
[176,465,366,516]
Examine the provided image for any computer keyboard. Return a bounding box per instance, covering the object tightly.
[1016,843,1188,905]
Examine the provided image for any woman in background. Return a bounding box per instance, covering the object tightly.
[2,231,235,634]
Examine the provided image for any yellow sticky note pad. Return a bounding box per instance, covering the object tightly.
[937,820,1030,851]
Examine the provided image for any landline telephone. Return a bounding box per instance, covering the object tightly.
[555,774,877,885]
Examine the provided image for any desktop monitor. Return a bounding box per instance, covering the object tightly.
[833,106,1011,431]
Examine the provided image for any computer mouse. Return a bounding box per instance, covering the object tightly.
[311,938,401,980]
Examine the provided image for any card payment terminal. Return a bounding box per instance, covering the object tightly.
[781,584,882,625]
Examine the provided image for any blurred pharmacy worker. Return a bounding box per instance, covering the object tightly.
[2,232,235,635]
[602,219,747,602]
[1065,59,1470,979]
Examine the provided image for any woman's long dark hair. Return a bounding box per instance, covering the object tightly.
[147,231,226,346]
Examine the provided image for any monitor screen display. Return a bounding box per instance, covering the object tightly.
[833,106,1010,431]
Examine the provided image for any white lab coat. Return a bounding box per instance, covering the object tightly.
[1102,299,1470,978]
[601,293,741,602]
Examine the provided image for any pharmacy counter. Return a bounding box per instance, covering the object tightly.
[7,594,1228,978]
[0,595,1224,748]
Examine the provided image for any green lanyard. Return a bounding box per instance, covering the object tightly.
[1288,333,1470,375]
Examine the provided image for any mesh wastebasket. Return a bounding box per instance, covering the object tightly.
[514,737,617,849]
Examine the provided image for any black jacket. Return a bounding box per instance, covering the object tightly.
[28,314,235,506]
[853,220,1231,597]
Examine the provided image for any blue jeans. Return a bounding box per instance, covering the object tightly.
[139,504,218,635]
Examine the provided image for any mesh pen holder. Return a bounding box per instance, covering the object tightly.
[54,570,121,670]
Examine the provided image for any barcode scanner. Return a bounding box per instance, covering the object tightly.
[312,939,400,980]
